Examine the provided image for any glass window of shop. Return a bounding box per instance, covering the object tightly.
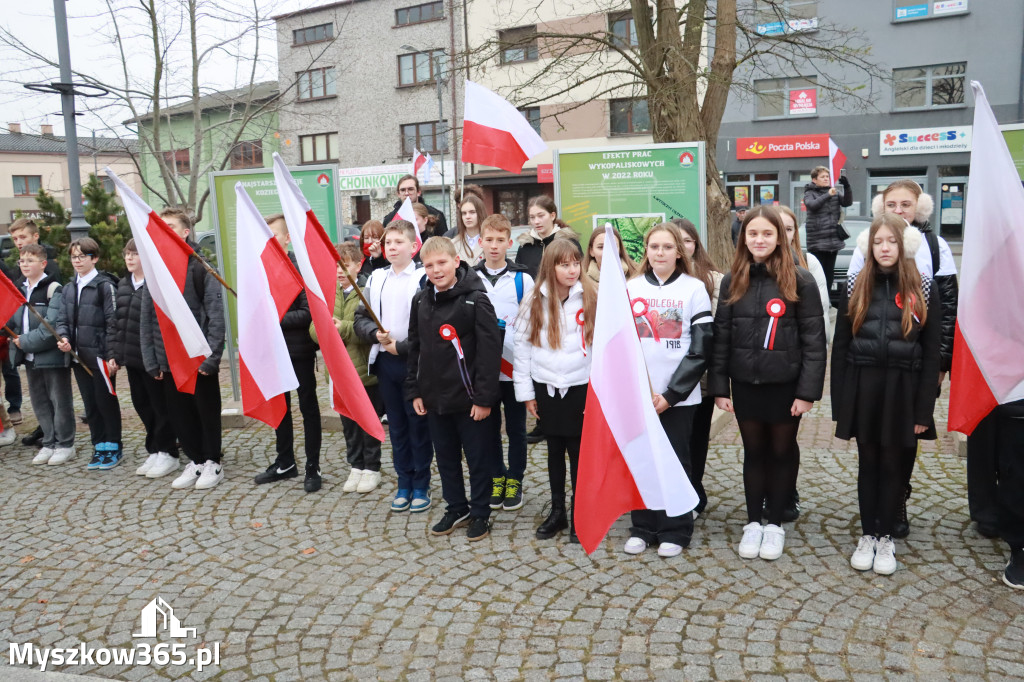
[725,172,779,210]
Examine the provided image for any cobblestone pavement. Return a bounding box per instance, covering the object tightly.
[1,366,1022,681]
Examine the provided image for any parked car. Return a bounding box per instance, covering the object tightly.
[507,225,532,261]
[0,235,14,260]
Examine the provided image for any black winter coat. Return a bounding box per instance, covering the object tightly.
[113,276,147,371]
[515,229,578,280]
[914,220,958,372]
[55,270,118,362]
[709,263,827,402]
[281,253,317,359]
[404,263,502,413]
[357,254,388,285]
[382,198,448,238]
[803,175,853,253]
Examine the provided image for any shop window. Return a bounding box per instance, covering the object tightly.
[893,62,966,110]
[725,172,779,210]
[754,77,817,119]
[497,189,528,225]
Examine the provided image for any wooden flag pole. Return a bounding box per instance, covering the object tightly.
[189,251,237,298]
[25,303,93,376]
[345,275,386,334]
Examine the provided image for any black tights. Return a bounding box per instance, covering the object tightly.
[857,442,904,537]
[546,435,580,505]
[738,419,801,525]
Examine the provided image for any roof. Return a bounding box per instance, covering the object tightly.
[124,81,280,124]
[0,133,137,155]
[272,0,368,21]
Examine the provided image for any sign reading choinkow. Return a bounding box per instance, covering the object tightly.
[879,126,973,155]
[554,142,706,261]
[336,161,456,192]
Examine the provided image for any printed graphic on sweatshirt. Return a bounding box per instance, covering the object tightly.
[633,299,685,343]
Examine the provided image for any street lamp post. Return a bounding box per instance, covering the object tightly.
[402,45,449,222]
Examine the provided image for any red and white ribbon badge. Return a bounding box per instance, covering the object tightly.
[894,292,920,323]
[630,297,661,341]
[764,298,786,350]
[576,308,587,357]
[439,324,474,398]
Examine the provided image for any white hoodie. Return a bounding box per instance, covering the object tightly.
[513,280,591,401]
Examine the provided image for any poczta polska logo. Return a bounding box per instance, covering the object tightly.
[9,596,221,673]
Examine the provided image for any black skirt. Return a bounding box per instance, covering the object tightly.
[534,382,588,437]
[732,381,799,424]
[834,365,936,448]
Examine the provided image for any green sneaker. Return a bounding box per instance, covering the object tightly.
[489,477,506,510]
[503,478,524,511]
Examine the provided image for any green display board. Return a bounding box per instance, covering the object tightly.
[1002,125,1024,181]
[554,142,706,261]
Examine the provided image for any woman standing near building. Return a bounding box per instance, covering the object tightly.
[803,166,852,288]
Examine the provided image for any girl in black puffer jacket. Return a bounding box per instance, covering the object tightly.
[831,214,940,577]
[709,205,826,563]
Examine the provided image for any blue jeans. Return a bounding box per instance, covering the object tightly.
[374,352,433,490]
[493,381,527,481]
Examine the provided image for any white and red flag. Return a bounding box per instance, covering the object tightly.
[272,153,386,442]
[96,357,116,396]
[576,225,698,554]
[948,81,1024,434]
[412,148,428,176]
[828,138,846,188]
[391,196,422,254]
[235,183,303,428]
[106,169,211,393]
[462,79,547,174]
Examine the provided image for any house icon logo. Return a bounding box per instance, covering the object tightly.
[133,597,197,639]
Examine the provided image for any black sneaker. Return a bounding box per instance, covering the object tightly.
[22,426,43,447]
[503,478,524,511]
[892,489,911,539]
[254,462,298,484]
[781,490,801,523]
[489,477,506,509]
[976,522,999,539]
[304,467,322,493]
[467,516,490,541]
[1004,548,1024,590]
[526,425,544,444]
[430,510,470,536]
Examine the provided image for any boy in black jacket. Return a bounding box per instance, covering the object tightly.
[407,237,502,541]
[253,214,323,493]
[55,237,121,470]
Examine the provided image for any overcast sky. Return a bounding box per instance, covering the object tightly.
[0,0,309,140]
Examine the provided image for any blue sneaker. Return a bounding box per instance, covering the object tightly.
[391,489,412,512]
[410,488,431,513]
[86,443,107,470]
[97,443,123,470]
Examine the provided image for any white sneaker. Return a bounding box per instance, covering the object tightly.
[623,537,648,555]
[171,461,202,489]
[738,522,764,559]
[759,524,785,560]
[0,428,16,446]
[146,452,180,478]
[343,468,364,492]
[850,535,876,571]
[356,469,381,493]
[195,460,224,490]
[33,447,55,465]
[136,453,160,476]
[48,447,75,465]
[658,542,684,558]
[873,535,897,575]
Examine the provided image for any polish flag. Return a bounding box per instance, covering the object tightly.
[106,169,211,393]
[412,148,428,176]
[272,153,386,442]
[948,81,1024,434]
[462,80,547,174]
[96,357,116,396]
[235,183,303,428]
[828,138,846,188]
[0,270,27,324]
[576,225,699,554]
[391,196,422,254]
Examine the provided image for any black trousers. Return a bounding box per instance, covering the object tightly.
[856,442,904,537]
[688,395,715,512]
[428,410,499,519]
[342,384,382,471]
[163,371,221,464]
[3,357,22,412]
[809,249,838,297]
[630,405,698,546]
[126,366,177,456]
[73,361,121,445]
[967,416,999,529]
[274,354,322,470]
[969,408,1024,549]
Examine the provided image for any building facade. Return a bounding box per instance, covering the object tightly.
[717,0,1024,242]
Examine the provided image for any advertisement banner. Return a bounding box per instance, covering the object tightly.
[1001,124,1024,181]
[933,0,967,15]
[736,134,829,160]
[554,142,706,261]
[336,160,456,192]
[789,89,817,115]
[880,126,972,155]
[894,3,929,20]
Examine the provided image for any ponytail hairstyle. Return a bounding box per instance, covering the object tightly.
[670,217,719,297]
[584,225,638,279]
[778,205,808,268]
[456,194,488,253]
[411,202,437,234]
[727,204,799,304]
[527,195,570,234]
[526,234,595,349]
[847,213,927,338]
[639,222,692,279]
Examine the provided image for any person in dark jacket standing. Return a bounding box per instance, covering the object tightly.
[253,215,323,493]
[141,209,225,491]
[803,166,853,288]
[709,205,826,562]
[112,239,179,479]
[831,214,940,576]
[514,195,574,280]
[382,174,448,238]
[730,207,747,246]
[55,237,122,470]
[408,238,502,541]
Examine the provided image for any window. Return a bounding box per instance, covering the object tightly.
[725,172,779,211]
[610,98,650,135]
[293,23,333,46]
[401,121,446,156]
[893,63,966,110]
[300,133,339,164]
[609,12,638,48]
[395,1,444,26]
[230,141,264,170]
[499,26,538,64]
[398,50,445,87]
[162,149,190,174]
[755,0,818,35]
[519,107,541,135]
[12,175,41,197]
[297,67,336,101]
[754,77,817,118]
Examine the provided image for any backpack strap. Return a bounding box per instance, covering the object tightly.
[925,230,940,276]
[514,271,524,304]
[46,281,60,301]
